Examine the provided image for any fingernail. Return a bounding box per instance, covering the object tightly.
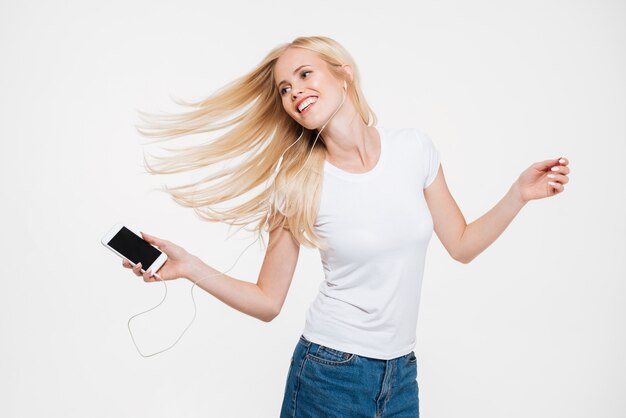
[551,166,559,171]
[559,158,565,164]
[547,174,556,179]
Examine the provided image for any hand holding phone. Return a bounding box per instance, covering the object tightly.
[102,224,194,282]
[122,232,196,282]
[102,224,203,358]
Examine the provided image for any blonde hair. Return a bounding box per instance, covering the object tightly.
[135,36,377,251]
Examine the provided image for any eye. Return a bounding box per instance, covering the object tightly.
[279,70,312,95]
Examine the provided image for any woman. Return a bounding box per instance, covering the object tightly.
[123,36,570,417]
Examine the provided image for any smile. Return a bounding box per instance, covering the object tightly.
[298,96,318,114]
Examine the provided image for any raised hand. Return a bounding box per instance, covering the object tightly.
[514,157,570,203]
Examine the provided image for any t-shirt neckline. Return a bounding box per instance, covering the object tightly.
[324,126,385,181]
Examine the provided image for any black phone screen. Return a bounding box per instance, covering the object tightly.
[106,226,162,268]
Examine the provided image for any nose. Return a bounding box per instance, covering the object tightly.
[291,87,304,101]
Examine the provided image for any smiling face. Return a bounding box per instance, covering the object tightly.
[274,47,349,130]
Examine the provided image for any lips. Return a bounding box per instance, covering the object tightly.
[295,95,318,113]
[299,100,317,115]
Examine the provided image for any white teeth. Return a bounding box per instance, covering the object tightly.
[298,97,317,112]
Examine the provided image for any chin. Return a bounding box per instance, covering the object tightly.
[291,116,315,131]
[288,105,331,131]
[301,113,330,132]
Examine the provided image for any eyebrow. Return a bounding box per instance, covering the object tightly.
[276,64,311,88]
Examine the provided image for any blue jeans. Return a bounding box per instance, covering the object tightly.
[280,334,419,417]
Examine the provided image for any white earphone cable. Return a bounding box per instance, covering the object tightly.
[128,81,349,357]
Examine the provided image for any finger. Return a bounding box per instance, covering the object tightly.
[549,165,570,176]
[547,181,565,192]
[123,259,131,268]
[132,262,143,276]
[546,173,569,185]
[534,158,562,170]
[141,232,165,247]
[558,157,569,166]
[142,269,154,282]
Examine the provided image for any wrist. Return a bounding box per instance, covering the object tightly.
[184,255,203,282]
[510,181,528,206]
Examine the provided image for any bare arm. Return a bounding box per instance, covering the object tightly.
[185,257,277,322]
[425,156,570,264]
[185,225,300,322]
[424,166,525,264]
[423,164,468,263]
[449,157,570,264]
[424,164,526,264]
[454,183,526,264]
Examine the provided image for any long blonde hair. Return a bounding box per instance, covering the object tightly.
[135,36,377,251]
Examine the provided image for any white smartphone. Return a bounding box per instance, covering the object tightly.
[101,223,168,276]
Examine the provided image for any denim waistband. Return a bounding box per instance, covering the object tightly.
[298,334,312,347]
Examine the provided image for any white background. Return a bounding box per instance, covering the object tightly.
[1,0,624,417]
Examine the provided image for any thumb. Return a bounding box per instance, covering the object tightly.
[140,231,162,246]
[534,157,561,171]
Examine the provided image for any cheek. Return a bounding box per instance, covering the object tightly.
[282,100,292,114]
[281,101,298,119]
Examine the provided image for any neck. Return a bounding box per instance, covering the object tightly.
[319,107,376,170]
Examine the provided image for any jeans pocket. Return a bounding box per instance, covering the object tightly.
[408,351,417,364]
[306,345,356,366]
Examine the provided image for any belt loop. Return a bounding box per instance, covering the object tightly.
[299,334,311,347]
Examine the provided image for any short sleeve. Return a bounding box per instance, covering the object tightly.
[418,129,441,189]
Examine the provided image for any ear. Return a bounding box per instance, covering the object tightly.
[341,64,354,84]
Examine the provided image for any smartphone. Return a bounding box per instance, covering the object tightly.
[101,223,168,276]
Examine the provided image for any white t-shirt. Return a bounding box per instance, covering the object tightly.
[302,126,441,360]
